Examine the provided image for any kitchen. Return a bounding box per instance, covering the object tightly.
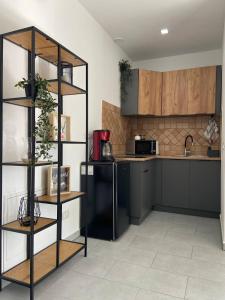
[83,65,221,239]
[0,1,225,300]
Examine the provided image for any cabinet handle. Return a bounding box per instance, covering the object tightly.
[144,169,149,173]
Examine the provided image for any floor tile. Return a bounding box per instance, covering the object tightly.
[105,261,148,286]
[70,255,116,278]
[92,244,156,267]
[139,268,188,298]
[0,282,69,300]
[131,235,192,258]
[47,270,138,300]
[196,221,220,234]
[165,228,221,248]
[105,261,187,298]
[185,277,225,300]
[192,245,225,265]
[166,222,197,234]
[152,253,225,283]
[171,214,203,226]
[117,247,156,267]
[136,220,170,238]
[145,211,175,224]
[136,289,183,300]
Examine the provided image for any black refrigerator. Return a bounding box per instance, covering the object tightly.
[80,161,130,240]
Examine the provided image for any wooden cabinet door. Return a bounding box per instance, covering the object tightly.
[187,66,216,114]
[138,70,162,116]
[162,66,216,116]
[162,70,188,116]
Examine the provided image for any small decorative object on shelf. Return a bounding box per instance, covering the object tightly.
[17,195,41,226]
[61,61,73,84]
[48,165,71,196]
[49,112,71,141]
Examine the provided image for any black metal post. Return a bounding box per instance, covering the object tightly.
[84,64,88,257]
[56,45,62,267]
[0,34,3,292]
[29,28,36,300]
[27,51,32,260]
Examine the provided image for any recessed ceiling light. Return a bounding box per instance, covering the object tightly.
[161,28,169,35]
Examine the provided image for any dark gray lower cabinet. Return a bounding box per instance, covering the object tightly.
[162,160,189,208]
[189,161,220,212]
[129,158,221,224]
[129,161,154,224]
[157,159,221,216]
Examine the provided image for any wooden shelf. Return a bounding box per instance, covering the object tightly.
[2,161,58,167]
[4,28,86,67]
[37,191,85,205]
[3,97,33,107]
[2,217,57,234]
[48,80,86,95]
[2,240,84,286]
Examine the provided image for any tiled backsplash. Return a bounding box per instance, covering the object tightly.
[102,101,131,155]
[102,101,220,156]
[129,116,220,156]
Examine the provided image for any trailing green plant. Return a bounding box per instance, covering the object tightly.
[119,59,132,101]
[15,74,57,162]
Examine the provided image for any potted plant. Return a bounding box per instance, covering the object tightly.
[119,59,132,101]
[15,74,57,162]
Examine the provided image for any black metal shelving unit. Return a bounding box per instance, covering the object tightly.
[0,26,88,300]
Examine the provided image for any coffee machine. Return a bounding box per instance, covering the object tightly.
[92,130,114,161]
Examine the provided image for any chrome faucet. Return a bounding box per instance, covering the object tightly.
[184,135,193,157]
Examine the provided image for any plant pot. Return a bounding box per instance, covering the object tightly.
[25,84,37,98]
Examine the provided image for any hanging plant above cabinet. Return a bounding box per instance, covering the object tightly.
[15,74,57,162]
[119,59,132,101]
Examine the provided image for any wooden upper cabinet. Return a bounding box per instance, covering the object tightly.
[121,69,162,116]
[122,66,218,117]
[162,66,216,116]
[138,70,162,116]
[187,66,216,115]
[162,70,188,116]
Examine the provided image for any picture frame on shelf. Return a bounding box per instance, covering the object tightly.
[49,112,71,141]
[48,165,71,196]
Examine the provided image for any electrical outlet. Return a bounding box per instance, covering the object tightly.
[62,209,69,220]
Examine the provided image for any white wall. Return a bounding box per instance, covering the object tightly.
[0,0,128,271]
[221,19,225,250]
[133,49,222,71]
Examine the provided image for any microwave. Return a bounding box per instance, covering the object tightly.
[127,140,156,155]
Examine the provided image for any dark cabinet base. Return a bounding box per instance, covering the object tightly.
[153,205,220,219]
[130,210,151,225]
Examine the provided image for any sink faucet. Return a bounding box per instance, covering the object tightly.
[184,135,194,157]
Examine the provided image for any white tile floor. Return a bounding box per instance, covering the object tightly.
[1,211,224,300]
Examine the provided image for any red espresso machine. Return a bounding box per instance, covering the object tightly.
[92,130,114,161]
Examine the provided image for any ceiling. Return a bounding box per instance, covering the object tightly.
[78,0,225,61]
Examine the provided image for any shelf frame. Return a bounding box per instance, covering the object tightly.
[0,26,89,300]
[0,34,3,293]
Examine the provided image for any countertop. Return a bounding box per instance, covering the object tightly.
[115,155,221,162]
